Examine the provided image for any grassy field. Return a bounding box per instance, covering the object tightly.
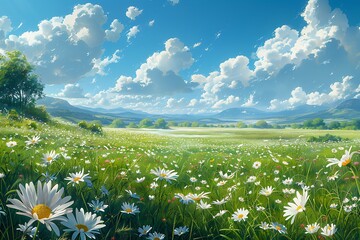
[1,119,360,239]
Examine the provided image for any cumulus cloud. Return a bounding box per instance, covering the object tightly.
[169,0,180,5]
[113,38,194,96]
[193,42,201,48]
[0,4,122,84]
[166,97,184,108]
[268,75,355,110]
[58,83,85,98]
[92,49,120,75]
[212,95,240,109]
[242,94,258,107]
[126,6,143,20]
[105,19,124,42]
[127,26,139,41]
[149,20,155,27]
[0,16,12,40]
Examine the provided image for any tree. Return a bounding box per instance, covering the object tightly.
[236,121,247,128]
[0,50,44,112]
[139,118,153,128]
[328,121,340,130]
[109,119,126,128]
[254,120,271,129]
[191,121,199,127]
[154,118,168,129]
[126,122,138,128]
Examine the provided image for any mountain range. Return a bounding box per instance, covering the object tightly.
[37,97,360,125]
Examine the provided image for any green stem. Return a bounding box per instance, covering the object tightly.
[32,221,40,240]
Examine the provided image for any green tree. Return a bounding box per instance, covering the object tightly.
[139,118,153,128]
[328,121,340,129]
[0,50,44,112]
[254,120,271,129]
[236,121,247,128]
[191,121,199,127]
[126,122,138,128]
[110,119,126,128]
[154,118,168,129]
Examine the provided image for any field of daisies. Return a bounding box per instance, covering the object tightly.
[0,118,360,239]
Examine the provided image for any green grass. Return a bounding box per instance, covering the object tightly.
[0,116,360,239]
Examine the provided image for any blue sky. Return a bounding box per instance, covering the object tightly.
[0,0,359,113]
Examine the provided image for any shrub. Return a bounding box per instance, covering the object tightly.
[307,134,346,142]
[7,109,20,121]
[25,105,50,122]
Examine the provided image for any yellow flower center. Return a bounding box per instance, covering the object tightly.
[238,214,244,219]
[160,173,167,177]
[154,238,160,240]
[125,208,132,213]
[309,226,314,230]
[276,226,281,230]
[47,156,52,162]
[296,205,303,212]
[32,204,51,219]
[73,177,81,182]
[193,197,201,201]
[76,224,89,232]
[342,158,351,166]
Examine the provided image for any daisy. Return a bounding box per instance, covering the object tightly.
[16,223,37,238]
[259,222,270,230]
[174,226,189,236]
[61,208,105,240]
[6,141,17,148]
[219,171,235,179]
[136,177,145,183]
[120,202,140,215]
[196,200,212,209]
[7,181,73,236]
[42,150,58,165]
[327,147,359,167]
[282,177,293,185]
[25,136,40,146]
[271,222,287,234]
[175,193,194,205]
[283,189,309,224]
[321,223,337,237]
[305,222,320,234]
[252,161,261,169]
[138,225,152,237]
[65,169,91,186]
[213,210,228,218]
[189,192,210,201]
[147,232,165,240]
[231,208,249,222]
[259,186,274,196]
[150,167,178,183]
[125,189,141,199]
[88,200,108,213]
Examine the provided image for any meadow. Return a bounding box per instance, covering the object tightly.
[0,118,360,240]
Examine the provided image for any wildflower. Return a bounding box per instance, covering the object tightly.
[196,200,212,209]
[150,167,178,183]
[120,202,140,215]
[88,200,108,213]
[321,223,337,237]
[174,226,189,236]
[65,169,91,186]
[213,210,228,218]
[305,222,320,234]
[231,208,249,222]
[61,208,105,240]
[259,186,274,196]
[138,225,152,237]
[282,177,293,185]
[327,146,359,167]
[42,150,58,165]
[219,171,235,179]
[100,185,109,196]
[0,173,5,178]
[7,181,73,236]
[25,136,41,146]
[6,141,17,148]
[136,177,145,183]
[327,171,339,181]
[212,198,228,205]
[147,232,165,240]
[175,193,194,205]
[259,222,270,230]
[150,182,159,189]
[149,195,155,200]
[17,223,37,238]
[189,192,210,201]
[283,189,309,224]
[271,222,287,234]
[246,176,256,183]
[41,172,57,182]
[125,189,141,200]
[252,161,261,169]
[330,203,338,209]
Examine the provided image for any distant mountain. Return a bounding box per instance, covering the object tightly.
[215,107,266,120]
[75,105,147,115]
[335,99,360,111]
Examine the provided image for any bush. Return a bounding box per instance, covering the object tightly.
[7,109,20,121]
[78,120,102,134]
[307,134,346,143]
[25,105,50,122]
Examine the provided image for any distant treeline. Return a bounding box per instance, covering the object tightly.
[107,117,360,130]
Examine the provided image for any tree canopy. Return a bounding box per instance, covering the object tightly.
[0,50,44,112]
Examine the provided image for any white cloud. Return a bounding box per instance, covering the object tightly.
[126,6,143,20]
[268,75,355,110]
[105,19,124,42]
[169,0,180,5]
[0,4,121,84]
[149,20,155,27]
[113,38,194,95]
[58,83,85,98]
[193,42,201,48]
[92,49,120,75]
[242,93,258,107]
[166,97,184,108]
[127,26,139,41]
[188,98,198,107]
[212,95,240,109]
[0,16,12,40]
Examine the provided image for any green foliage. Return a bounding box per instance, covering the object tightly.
[126,122,138,128]
[0,50,44,112]
[307,133,346,142]
[7,109,20,121]
[78,120,102,133]
[253,120,271,129]
[109,119,126,128]
[139,118,153,128]
[191,121,199,127]
[167,121,177,127]
[24,105,50,122]
[153,118,168,129]
[236,121,247,128]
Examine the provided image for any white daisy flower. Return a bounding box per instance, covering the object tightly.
[120,202,140,215]
[150,167,178,183]
[65,169,91,186]
[259,186,274,196]
[61,208,105,240]
[42,150,58,165]
[232,208,249,222]
[138,225,152,237]
[7,181,73,236]
[283,189,309,224]
[305,222,320,234]
[321,223,337,237]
